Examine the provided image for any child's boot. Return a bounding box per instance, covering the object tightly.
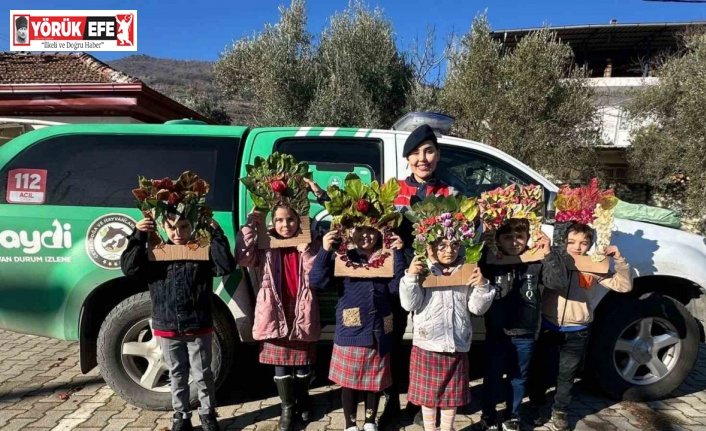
[199,411,220,431]
[548,409,569,431]
[171,413,194,431]
[294,372,313,422]
[274,375,296,431]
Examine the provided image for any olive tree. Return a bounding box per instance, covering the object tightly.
[440,14,602,181]
[214,0,412,128]
[627,28,706,221]
[177,87,233,125]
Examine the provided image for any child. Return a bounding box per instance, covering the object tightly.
[309,226,406,431]
[528,222,632,431]
[400,239,494,431]
[121,209,235,431]
[236,203,321,431]
[478,219,564,431]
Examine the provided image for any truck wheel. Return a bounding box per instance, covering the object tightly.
[589,293,699,401]
[97,292,235,410]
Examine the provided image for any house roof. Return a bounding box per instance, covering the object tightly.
[0,52,211,123]
[0,52,142,85]
[490,21,706,51]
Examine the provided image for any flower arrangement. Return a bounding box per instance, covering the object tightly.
[324,173,402,270]
[553,178,619,262]
[405,195,484,266]
[240,152,312,216]
[478,184,544,258]
[132,171,213,248]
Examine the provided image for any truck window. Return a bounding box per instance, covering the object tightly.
[275,138,383,181]
[436,145,535,197]
[0,135,238,211]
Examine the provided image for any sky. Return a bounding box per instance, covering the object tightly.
[3,0,706,62]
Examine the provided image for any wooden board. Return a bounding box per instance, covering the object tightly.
[334,249,395,278]
[257,215,311,249]
[421,262,477,288]
[148,244,210,261]
[485,248,548,265]
[566,254,610,274]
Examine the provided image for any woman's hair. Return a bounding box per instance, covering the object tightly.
[496,218,530,239]
[567,221,594,243]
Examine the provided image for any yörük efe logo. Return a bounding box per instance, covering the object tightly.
[10,10,137,52]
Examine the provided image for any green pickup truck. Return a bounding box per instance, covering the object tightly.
[0,119,704,410]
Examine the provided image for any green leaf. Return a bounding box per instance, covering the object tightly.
[345,179,365,201]
[240,177,257,191]
[379,177,400,205]
[465,243,485,263]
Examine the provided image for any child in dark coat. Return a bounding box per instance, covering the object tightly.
[309,227,406,431]
[121,211,235,431]
[478,219,566,431]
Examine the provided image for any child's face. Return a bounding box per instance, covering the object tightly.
[497,231,529,256]
[272,207,299,238]
[351,227,380,252]
[407,142,440,181]
[567,231,591,256]
[17,26,27,40]
[428,239,461,266]
[163,217,192,245]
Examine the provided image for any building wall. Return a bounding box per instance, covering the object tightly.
[588,77,658,147]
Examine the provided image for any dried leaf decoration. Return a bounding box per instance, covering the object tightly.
[478,184,544,258]
[240,152,312,216]
[325,174,402,270]
[552,178,617,262]
[133,171,214,248]
[405,195,484,270]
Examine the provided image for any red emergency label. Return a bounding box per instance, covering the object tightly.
[6,169,48,204]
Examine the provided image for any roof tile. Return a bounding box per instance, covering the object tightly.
[0,52,141,84]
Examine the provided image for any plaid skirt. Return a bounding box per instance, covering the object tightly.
[407,346,471,408]
[258,294,317,366]
[328,344,391,391]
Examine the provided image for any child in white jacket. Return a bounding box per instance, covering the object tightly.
[400,237,495,431]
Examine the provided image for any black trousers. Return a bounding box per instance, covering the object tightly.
[527,327,591,412]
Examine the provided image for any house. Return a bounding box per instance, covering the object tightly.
[491,21,706,183]
[0,52,210,146]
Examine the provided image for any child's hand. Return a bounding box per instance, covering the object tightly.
[389,234,404,250]
[136,218,156,233]
[206,218,220,230]
[408,255,425,275]
[536,232,551,253]
[467,267,485,287]
[604,245,623,260]
[302,177,324,197]
[247,210,265,226]
[323,230,341,252]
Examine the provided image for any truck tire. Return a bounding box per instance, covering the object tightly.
[97,292,235,410]
[589,293,699,401]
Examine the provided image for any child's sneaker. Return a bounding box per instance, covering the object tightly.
[478,416,499,431]
[529,404,546,426]
[199,412,220,431]
[363,423,378,431]
[171,413,193,431]
[501,417,519,431]
[548,410,569,431]
[344,426,360,431]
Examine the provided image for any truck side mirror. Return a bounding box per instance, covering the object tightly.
[545,190,557,221]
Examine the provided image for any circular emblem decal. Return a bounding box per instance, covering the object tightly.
[328,175,343,188]
[85,213,136,270]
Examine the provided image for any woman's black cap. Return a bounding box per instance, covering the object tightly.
[402,124,438,158]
